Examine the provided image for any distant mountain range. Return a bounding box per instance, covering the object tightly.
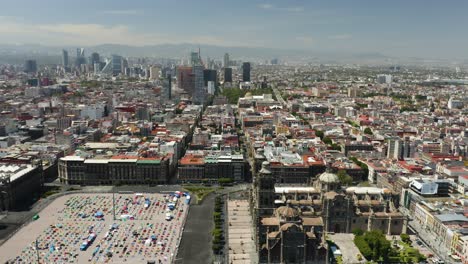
[0,43,463,66]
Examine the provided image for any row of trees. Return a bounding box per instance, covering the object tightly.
[349,156,369,177]
[212,196,225,254]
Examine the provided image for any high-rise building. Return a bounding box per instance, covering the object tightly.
[111,55,122,75]
[166,74,172,100]
[348,86,359,98]
[224,68,232,83]
[121,58,128,74]
[387,138,403,160]
[90,52,100,65]
[94,63,102,75]
[377,74,392,84]
[242,62,251,82]
[24,60,37,73]
[177,66,194,94]
[149,66,161,80]
[136,105,149,121]
[223,53,230,67]
[203,69,217,86]
[160,74,172,104]
[75,48,86,67]
[62,50,69,67]
[192,65,205,104]
[190,52,201,66]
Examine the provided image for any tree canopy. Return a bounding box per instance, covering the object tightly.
[364,127,373,135]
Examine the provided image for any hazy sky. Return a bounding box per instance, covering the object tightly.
[0,0,467,58]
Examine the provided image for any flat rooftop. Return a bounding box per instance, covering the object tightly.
[0,164,37,183]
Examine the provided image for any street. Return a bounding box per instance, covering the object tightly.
[401,207,451,263]
[175,193,215,264]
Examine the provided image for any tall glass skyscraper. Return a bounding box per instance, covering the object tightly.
[111,55,122,75]
[242,62,251,82]
[62,50,69,67]
[224,53,230,67]
[75,48,86,67]
[192,65,205,105]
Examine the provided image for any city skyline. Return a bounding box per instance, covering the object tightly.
[0,0,467,59]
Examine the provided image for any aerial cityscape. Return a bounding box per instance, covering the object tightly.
[0,1,467,264]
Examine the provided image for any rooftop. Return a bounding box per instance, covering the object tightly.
[0,164,37,183]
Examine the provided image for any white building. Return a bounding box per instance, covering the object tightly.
[376,74,392,84]
[448,97,464,109]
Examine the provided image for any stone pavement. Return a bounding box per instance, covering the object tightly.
[328,233,366,264]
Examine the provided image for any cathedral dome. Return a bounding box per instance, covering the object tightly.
[319,171,339,184]
[275,206,299,218]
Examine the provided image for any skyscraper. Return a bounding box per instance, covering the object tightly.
[192,65,205,104]
[242,62,251,82]
[177,66,194,94]
[166,74,172,100]
[224,68,232,83]
[160,74,172,104]
[223,53,230,67]
[62,50,69,67]
[90,52,100,65]
[111,55,122,75]
[24,60,37,73]
[190,51,201,66]
[203,69,217,86]
[75,48,86,67]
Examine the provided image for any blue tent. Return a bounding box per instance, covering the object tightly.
[95,211,104,218]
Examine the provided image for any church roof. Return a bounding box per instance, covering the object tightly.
[280,223,303,231]
[319,171,339,183]
[275,206,299,218]
[302,217,324,226]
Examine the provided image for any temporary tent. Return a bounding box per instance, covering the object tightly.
[94,211,104,218]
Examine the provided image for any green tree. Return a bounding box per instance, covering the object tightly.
[400,233,411,244]
[364,127,373,135]
[352,229,364,236]
[337,170,353,185]
[323,137,332,145]
[354,230,392,262]
[331,143,342,151]
[315,130,324,140]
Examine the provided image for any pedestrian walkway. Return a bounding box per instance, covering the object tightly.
[227,199,256,264]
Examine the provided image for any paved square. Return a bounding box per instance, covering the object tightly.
[0,193,189,264]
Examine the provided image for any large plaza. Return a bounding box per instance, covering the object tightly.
[0,192,190,264]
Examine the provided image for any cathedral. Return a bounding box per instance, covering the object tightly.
[252,161,405,264]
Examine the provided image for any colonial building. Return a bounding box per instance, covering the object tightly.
[252,162,405,263]
[253,161,326,264]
